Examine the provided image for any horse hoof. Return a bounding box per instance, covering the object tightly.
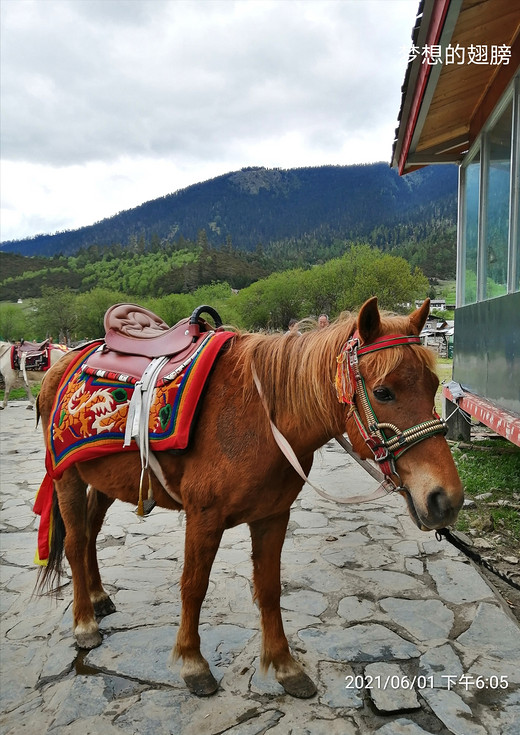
[75,627,102,649]
[93,596,116,617]
[278,671,317,699]
[183,670,219,697]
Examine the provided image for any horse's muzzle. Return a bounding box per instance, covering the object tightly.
[403,486,463,531]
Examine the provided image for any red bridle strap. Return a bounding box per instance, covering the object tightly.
[336,333,422,406]
[357,333,422,355]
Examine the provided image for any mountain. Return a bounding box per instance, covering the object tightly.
[0,163,457,257]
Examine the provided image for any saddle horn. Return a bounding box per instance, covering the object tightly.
[188,305,224,340]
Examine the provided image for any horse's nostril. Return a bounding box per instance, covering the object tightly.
[427,487,451,520]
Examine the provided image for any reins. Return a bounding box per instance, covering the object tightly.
[251,363,391,504]
[252,330,445,504]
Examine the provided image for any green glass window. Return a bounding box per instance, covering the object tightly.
[485,100,512,298]
[463,152,480,304]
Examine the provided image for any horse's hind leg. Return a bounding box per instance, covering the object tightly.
[249,511,317,698]
[56,469,102,649]
[174,511,224,696]
[86,487,116,617]
[23,378,36,409]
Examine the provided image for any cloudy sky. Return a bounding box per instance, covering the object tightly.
[1,0,419,242]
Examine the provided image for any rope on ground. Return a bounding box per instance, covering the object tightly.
[436,527,520,591]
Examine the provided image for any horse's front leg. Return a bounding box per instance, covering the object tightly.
[173,511,224,696]
[1,375,11,408]
[86,487,116,617]
[249,511,317,698]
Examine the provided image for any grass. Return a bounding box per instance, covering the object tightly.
[431,357,520,547]
[432,357,520,547]
[436,279,456,303]
[0,385,40,402]
[451,438,520,547]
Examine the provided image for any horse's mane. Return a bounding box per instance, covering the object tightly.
[235,311,437,431]
[0,342,13,359]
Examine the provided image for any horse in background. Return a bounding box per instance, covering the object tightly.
[35,298,463,698]
[0,340,69,409]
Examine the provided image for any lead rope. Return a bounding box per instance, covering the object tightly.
[251,362,392,504]
[436,528,520,591]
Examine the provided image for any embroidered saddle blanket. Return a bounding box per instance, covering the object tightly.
[45,330,234,479]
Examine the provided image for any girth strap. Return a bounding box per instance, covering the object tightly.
[124,356,170,514]
[124,356,169,450]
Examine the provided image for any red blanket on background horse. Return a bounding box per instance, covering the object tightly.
[11,342,68,371]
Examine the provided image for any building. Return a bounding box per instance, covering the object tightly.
[416,299,447,311]
[392,0,519,446]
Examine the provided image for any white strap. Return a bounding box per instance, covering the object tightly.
[20,352,29,384]
[123,356,171,515]
[124,356,169,454]
[147,450,184,507]
[251,363,391,505]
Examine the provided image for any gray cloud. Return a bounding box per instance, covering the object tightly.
[1,0,416,165]
[0,0,418,240]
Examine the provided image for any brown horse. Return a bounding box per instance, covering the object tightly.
[36,298,463,698]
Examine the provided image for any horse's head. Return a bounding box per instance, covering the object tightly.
[342,298,463,531]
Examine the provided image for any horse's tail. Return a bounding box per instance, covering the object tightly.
[35,491,66,597]
[35,393,41,427]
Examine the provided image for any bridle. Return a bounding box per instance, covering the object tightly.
[336,332,447,489]
[252,329,447,504]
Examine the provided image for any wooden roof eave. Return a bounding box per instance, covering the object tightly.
[392,0,462,174]
[392,0,520,175]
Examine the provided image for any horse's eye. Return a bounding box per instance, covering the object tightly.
[373,386,394,402]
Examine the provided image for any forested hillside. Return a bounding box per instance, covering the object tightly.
[1,163,457,259]
[0,245,430,341]
[0,163,458,302]
[0,237,276,300]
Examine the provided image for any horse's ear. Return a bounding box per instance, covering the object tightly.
[409,299,430,334]
[357,297,382,344]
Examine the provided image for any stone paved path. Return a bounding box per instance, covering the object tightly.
[1,401,519,734]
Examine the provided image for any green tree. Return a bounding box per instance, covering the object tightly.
[147,293,196,327]
[234,269,311,330]
[75,288,128,340]
[0,303,30,342]
[233,245,429,330]
[34,287,78,344]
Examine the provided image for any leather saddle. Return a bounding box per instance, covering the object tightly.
[13,339,51,371]
[18,339,50,354]
[85,303,225,383]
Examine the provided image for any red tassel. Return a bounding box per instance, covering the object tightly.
[33,473,54,565]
